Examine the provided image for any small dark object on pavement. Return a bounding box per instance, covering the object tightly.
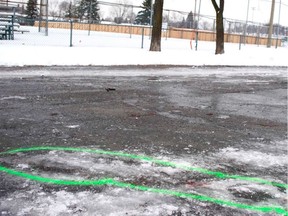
[106,88,116,92]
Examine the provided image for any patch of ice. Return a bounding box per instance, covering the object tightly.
[216,147,287,168]
[200,180,287,205]
[66,125,80,129]
[21,151,184,182]
[16,164,29,169]
[217,115,230,119]
[1,146,287,215]
[0,96,26,100]
[3,188,190,216]
[158,111,206,124]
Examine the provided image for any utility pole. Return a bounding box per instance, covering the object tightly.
[149,0,153,39]
[276,0,282,48]
[45,0,48,36]
[194,0,197,28]
[195,0,201,51]
[88,0,92,36]
[39,0,43,32]
[267,0,275,48]
[244,0,250,45]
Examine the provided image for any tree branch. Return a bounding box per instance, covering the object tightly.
[220,0,224,13]
[211,0,219,12]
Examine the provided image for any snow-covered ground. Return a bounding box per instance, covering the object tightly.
[0,141,287,215]
[0,26,287,67]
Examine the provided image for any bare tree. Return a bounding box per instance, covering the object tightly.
[59,1,70,18]
[211,0,224,54]
[149,0,163,52]
[111,0,132,24]
[267,0,275,48]
[202,21,212,30]
[48,0,59,19]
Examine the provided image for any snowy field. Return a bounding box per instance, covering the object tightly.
[0,26,287,67]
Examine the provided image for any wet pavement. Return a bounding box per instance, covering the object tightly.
[0,66,287,215]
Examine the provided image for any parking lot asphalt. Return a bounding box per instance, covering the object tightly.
[0,66,287,215]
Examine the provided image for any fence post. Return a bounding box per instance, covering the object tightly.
[239,35,242,50]
[70,20,73,47]
[45,0,48,36]
[195,31,199,51]
[12,7,15,40]
[141,27,144,49]
[257,25,260,47]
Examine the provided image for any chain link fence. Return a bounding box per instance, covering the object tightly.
[1,1,287,50]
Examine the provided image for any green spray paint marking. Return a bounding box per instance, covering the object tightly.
[1,146,286,189]
[0,146,287,215]
[0,165,287,215]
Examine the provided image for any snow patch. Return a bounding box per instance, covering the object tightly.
[0,96,27,100]
[66,125,80,129]
[4,188,189,216]
[0,145,287,215]
[216,147,288,168]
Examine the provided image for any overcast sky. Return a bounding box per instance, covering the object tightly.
[100,0,288,26]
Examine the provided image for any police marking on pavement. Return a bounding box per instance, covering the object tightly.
[0,146,287,215]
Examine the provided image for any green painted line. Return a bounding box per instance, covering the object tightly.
[0,165,287,215]
[1,146,287,189]
[1,146,288,214]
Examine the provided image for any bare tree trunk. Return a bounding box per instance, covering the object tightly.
[267,0,275,48]
[211,0,225,54]
[149,0,163,52]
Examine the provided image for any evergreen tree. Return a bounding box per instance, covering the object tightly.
[186,11,193,29]
[134,0,151,25]
[77,0,100,22]
[77,0,86,20]
[87,0,100,22]
[25,0,38,25]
